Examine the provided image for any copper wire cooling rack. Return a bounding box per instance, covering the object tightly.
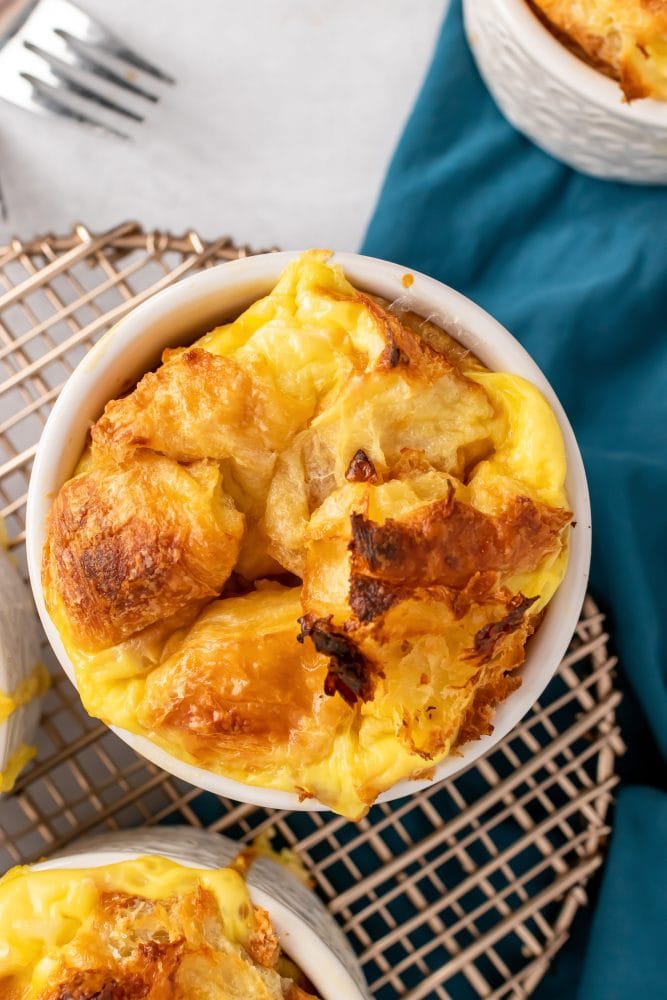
[0,223,623,1000]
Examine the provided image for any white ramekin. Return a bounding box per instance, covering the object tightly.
[26,250,591,814]
[464,0,667,183]
[24,827,368,999]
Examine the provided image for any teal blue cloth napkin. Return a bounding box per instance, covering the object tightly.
[363,2,667,995]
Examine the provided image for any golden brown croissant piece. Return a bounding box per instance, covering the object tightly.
[139,585,352,779]
[43,451,244,650]
[92,347,301,518]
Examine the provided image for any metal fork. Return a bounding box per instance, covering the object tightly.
[0,0,174,139]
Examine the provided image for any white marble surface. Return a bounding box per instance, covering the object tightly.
[0,0,444,250]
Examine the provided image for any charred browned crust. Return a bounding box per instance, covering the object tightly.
[348,574,403,622]
[350,484,571,591]
[455,669,523,747]
[298,614,380,705]
[455,600,544,747]
[470,593,540,664]
[345,449,379,484]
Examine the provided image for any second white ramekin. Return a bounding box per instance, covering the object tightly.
[464,0,667,183]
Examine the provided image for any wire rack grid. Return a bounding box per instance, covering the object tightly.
[0,222,624,1000]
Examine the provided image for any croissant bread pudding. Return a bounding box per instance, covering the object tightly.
[42,251,571,820]
[0,855,318,998]
[529,0,667,100]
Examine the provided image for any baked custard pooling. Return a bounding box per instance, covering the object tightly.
[43,251,571,819]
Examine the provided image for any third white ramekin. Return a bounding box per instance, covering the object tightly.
[28,827,368,999]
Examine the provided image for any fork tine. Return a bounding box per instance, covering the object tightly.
[53,30,159,102]
[23,40,145,119]
[0,0,172,135]
[52,0,176,85]
[19,72,130,138]
[17,0,175,85]
[92,39,175,86]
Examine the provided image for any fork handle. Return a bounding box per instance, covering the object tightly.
[0,0,39,43]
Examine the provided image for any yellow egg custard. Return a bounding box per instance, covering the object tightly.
[529,0,667,100]
[0,855,317,999]
[42,251,571,819]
